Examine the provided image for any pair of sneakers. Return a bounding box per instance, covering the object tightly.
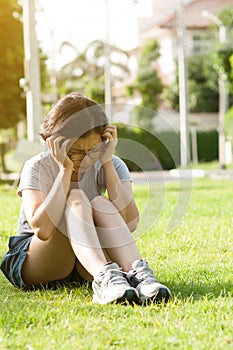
[92,259,172,305]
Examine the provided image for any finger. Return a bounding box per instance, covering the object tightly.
[46,137,54,153]
[101,131,112,141]
[104,126,117,138]
[105,131,112,138]
[46,134,62,150]
[50,135,66,157]
[61,138,73,154]
[104,126,115,131]
[64,138,76,153]
[47,134,60,142]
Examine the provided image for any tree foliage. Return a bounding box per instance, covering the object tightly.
[166,54,219,112]
[0,0,25,129]
[166,5,233,113]
[56,40,130,104]
[126,39,163,128]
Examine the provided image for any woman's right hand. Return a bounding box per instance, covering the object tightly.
[46,135,73,172]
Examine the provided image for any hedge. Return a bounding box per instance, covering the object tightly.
[115,123,218,171]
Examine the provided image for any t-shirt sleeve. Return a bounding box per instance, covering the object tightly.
[97,155,132,191]
[17,156,51,196]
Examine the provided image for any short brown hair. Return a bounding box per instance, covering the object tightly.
[40,92,108,140]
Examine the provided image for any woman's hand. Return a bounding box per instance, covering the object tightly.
[46,134,73,172]
[100,125,118,165]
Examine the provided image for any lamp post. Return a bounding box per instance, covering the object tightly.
[202,10,227,169]
[104,0,112,118]
[22,0,41,141]
[176,0,190,168]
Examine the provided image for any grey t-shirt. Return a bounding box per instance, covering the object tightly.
[17,151,131,236]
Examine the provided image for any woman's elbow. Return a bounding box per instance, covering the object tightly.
[31,224,55,241]
[127,215,140,233]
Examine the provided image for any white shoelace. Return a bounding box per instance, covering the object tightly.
[98,269,129,288]
[133,266,158,285]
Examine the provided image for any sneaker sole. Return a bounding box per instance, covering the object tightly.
[93,288,139,305]
[139,287,172,304]
[116,289,139,305]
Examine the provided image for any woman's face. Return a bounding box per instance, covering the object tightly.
[67,133,103,174]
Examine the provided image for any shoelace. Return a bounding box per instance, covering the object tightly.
[99,269,129,288]
[133,266,158,285]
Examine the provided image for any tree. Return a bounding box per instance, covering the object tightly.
[0,0,50,172]
[166,5,233,114]
[0,0,25,129]
[126,39,163,129]
[56,40,130,104]
[165,54,219,112]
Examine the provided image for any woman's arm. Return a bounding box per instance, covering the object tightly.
[101,126,140,232]
[102,161,139,232]
[22,135,73,241]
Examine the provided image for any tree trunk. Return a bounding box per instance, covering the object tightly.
[0,143,7,173]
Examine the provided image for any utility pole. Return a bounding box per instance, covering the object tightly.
[218,24,227,169]
[104,0,112,119]
[23,0,41,141]
[202,10,227,169]
[176,0,189,168]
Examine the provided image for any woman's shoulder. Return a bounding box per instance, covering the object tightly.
[24,150,51,167]
[18,150,56,196]
[112,155,129,170]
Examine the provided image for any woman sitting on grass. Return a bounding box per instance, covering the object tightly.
[0,92,171,305]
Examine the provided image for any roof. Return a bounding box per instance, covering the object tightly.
[159,0,233,29]
[139,0,191,33]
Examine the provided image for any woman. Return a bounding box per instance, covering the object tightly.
[1,92,171,305]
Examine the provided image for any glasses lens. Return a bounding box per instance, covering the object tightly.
[87,144,104,159]
[69,144,104,161]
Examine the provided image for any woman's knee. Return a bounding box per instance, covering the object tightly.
[67,189,87,202]
[65,189,92,216]
[91,196,118,214]
[91,195,108,205]
[67,189,91,207]
[91,196,109,209]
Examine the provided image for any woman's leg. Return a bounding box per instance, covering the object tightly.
[65,190,139,304]
[21,189,140,304]
[22,229,76,286]
[22,189,108,286]
[65,189,108,277]
[91,196,141,272]
[91,196,172,303]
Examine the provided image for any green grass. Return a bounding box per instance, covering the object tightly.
[0,178,233,349]
[177,160,233,171]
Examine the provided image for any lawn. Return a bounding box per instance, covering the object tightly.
[0,177,233,349]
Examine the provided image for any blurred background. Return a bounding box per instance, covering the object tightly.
[1,0,233,175]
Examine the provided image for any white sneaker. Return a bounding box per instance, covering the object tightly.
[127,259,172,303]
[92,262,139,305]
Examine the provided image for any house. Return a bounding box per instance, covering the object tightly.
[111,0,233,132]
[140,0,233,84]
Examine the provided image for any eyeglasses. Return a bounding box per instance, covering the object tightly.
[68,143,104,161]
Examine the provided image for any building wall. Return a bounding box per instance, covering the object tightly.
[153,112,219,132]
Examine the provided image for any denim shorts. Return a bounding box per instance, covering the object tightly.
[0,234,84,290]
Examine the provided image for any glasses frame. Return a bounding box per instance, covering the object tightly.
[68,143,105,161]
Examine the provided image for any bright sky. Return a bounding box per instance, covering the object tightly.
[36,0,143,69]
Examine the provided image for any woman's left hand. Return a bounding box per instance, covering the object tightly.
[100,125,118,165]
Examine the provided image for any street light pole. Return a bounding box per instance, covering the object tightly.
[202,10,227,169]
[23,0,41,141]
[104,0,112,119]
[176,0,190,168]
[218,23,227,169]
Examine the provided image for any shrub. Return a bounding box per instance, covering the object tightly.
[116,123,218,170]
